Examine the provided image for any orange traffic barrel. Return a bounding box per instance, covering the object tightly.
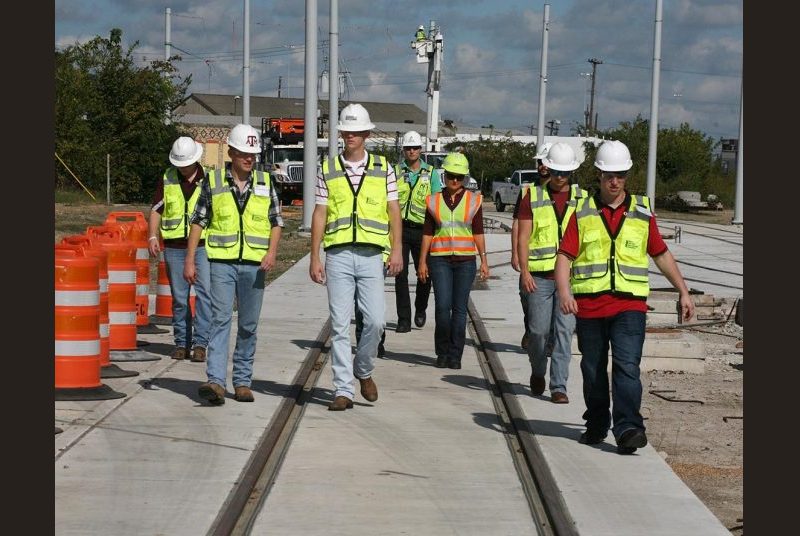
[152,247,173,325]
[102,219,150,326]
[54,251,125,401]
[189,285,197,317]
[60,236,138,379]
[93,238,138,351]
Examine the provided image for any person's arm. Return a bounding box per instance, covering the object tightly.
[652,250,695,322]
[147,210,161,256]
[517,218,536,293]
[183,224,203,284]
[309,204,328,284]
[417,233,433,284]
[475,233,490,281]
[555,253,578,315]
[386,199,403,276]
[511,218,520,271]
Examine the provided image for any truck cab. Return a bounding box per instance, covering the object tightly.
[491,169,539,211]
[259,118,306,204]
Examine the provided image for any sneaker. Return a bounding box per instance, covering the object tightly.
[435,355,448,368]
[447,359,461,370]
[172,347,188,360]
[396,320,411,333]
[414,309,427,328]
[616,428,648,454]
[198,382,226,405]
[579,430,608,445]
[378,342,386,358]
[234,385,254,402]
[190,346,206,363]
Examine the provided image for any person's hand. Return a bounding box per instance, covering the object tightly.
[559,290,578,315]
[260,251,277,272]
[479,261,490,281]
[520,271,537,293]
[183,257,196,284]
[511,250,520,272]
[679,292,695,322]
[309,257,325,285]
[417,262,428,284]
[386,249,403,277]
[148,237,160,257]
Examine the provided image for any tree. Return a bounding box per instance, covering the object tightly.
[55,29,192,202]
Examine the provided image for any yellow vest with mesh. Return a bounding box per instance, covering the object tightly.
[204,169,272,262]
[570,194,652,298]
[322,154,391,251]
[427,191,483,256]
[396,162,433,224]
[526,183,587,273]
[160,167,207,240]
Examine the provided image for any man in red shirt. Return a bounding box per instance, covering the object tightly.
[554,140,694,454]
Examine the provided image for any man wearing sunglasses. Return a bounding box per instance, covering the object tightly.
[554,140,695,454]
[517,142,588,406]
[394,130,443,332]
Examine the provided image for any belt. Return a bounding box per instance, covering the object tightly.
[403,220,424,229]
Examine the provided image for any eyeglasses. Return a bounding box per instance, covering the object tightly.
[231,149,255,159]
[601,171,628,180]
[549,169,572,177]
[446,173,465,181]
[403,146,422,151]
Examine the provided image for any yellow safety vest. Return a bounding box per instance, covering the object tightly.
[322,153,391,251]
[427,190,483,256]
[160,167,207,240]
[204,169,272,263]
[396,162,434,224]
[570,194,652,298]
[526,183,587,273]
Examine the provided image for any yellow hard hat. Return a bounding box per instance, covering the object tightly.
[442,152,469,175]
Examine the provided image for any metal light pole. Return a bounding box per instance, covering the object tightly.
[165,8,171,61]
[301,0,318,231]
[536,3,550,148]
[732,81,743,225]
[645,0,663,204]
[329,0,339,160]
[242,0,250,124]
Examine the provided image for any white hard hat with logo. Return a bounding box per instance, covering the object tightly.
[227,123,262,154]
[542,142,580,171]
[337,103,375,132]
[401,130,423,147]
[535,142,553,161]
[169,137,203,167]
[594,140,633,172]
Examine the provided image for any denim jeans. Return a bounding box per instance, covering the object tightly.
[326,246,385,400]
[518,278,529,337]
[205,262,266,389]
[576,311,647,439]
[429,256,476,364]
[164,246,211,349]
[395,224,432,323]
[524,276,575,394]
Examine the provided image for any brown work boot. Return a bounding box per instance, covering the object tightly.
[328,396,354,411]
[171,347,188,360]
[198,382,226,405]
[234,385,254,402]
[190,346,207,363]
[551,392,569,404]
[358,376,378,402]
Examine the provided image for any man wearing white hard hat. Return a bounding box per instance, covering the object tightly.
[518,142,588,405]
[394,130,442,332]
[555,140,694,454]
[184,123,285,406]
[148,136,213,363]
[309,103,403,411]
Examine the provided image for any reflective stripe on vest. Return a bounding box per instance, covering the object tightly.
[205,169,272,262]
[527,184,587,272]
[570,194,651,298]
[160,167,206,240]
[427,190,482,256]
[397,163,433,224]
[322,154,391,250]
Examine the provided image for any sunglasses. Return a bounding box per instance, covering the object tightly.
[446,173,466,181]
[549,169,572,177]
[601,171,628,180]
[403,146,422,151]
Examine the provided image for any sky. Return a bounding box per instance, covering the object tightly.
[55,0,743,140]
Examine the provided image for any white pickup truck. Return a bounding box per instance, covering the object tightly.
[491,169,539,211]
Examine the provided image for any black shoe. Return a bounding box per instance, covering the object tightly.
[616,428,647,454]
[579,430,608,445]
[435,355,448,368]
[530,374,546,396]
[378,342,386,358]
[447,360,461,369]
[414,309,427,327]
[396,320,411,333]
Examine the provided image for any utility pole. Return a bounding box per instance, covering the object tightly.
[328,0,339,160]
[165,8,171,61]
[242,0,250,124]
[587,57,603,131]
[301,0,318,231]
[645,0,662,204]
[411,20,443,151]
[277,76,282,97]
[536,4,550,150]
[732,80,743,225]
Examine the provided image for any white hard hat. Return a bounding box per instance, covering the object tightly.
[418,25,425,30]
[542,142,580,172]
[594,140,633,172]
[535,142,553,160]
[337,103,375,132]
[401,130,423,147]
[169,137,203,167]
[227,123,262,154]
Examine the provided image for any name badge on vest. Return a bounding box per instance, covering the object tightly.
[254,183,270,197]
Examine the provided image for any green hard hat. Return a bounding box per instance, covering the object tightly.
[442,152,469,175]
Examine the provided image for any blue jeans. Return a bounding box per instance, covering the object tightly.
[205,262,266,389]
[576,311,647,439]
[325,246,385,400]
[429,256,476,364]
[164,246,211,349]
[524,277,574,394]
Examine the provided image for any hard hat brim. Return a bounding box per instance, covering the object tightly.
[543,159,580,172]
[169,141,204,167]
[594,162,633,172]
[337,122,375,132]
